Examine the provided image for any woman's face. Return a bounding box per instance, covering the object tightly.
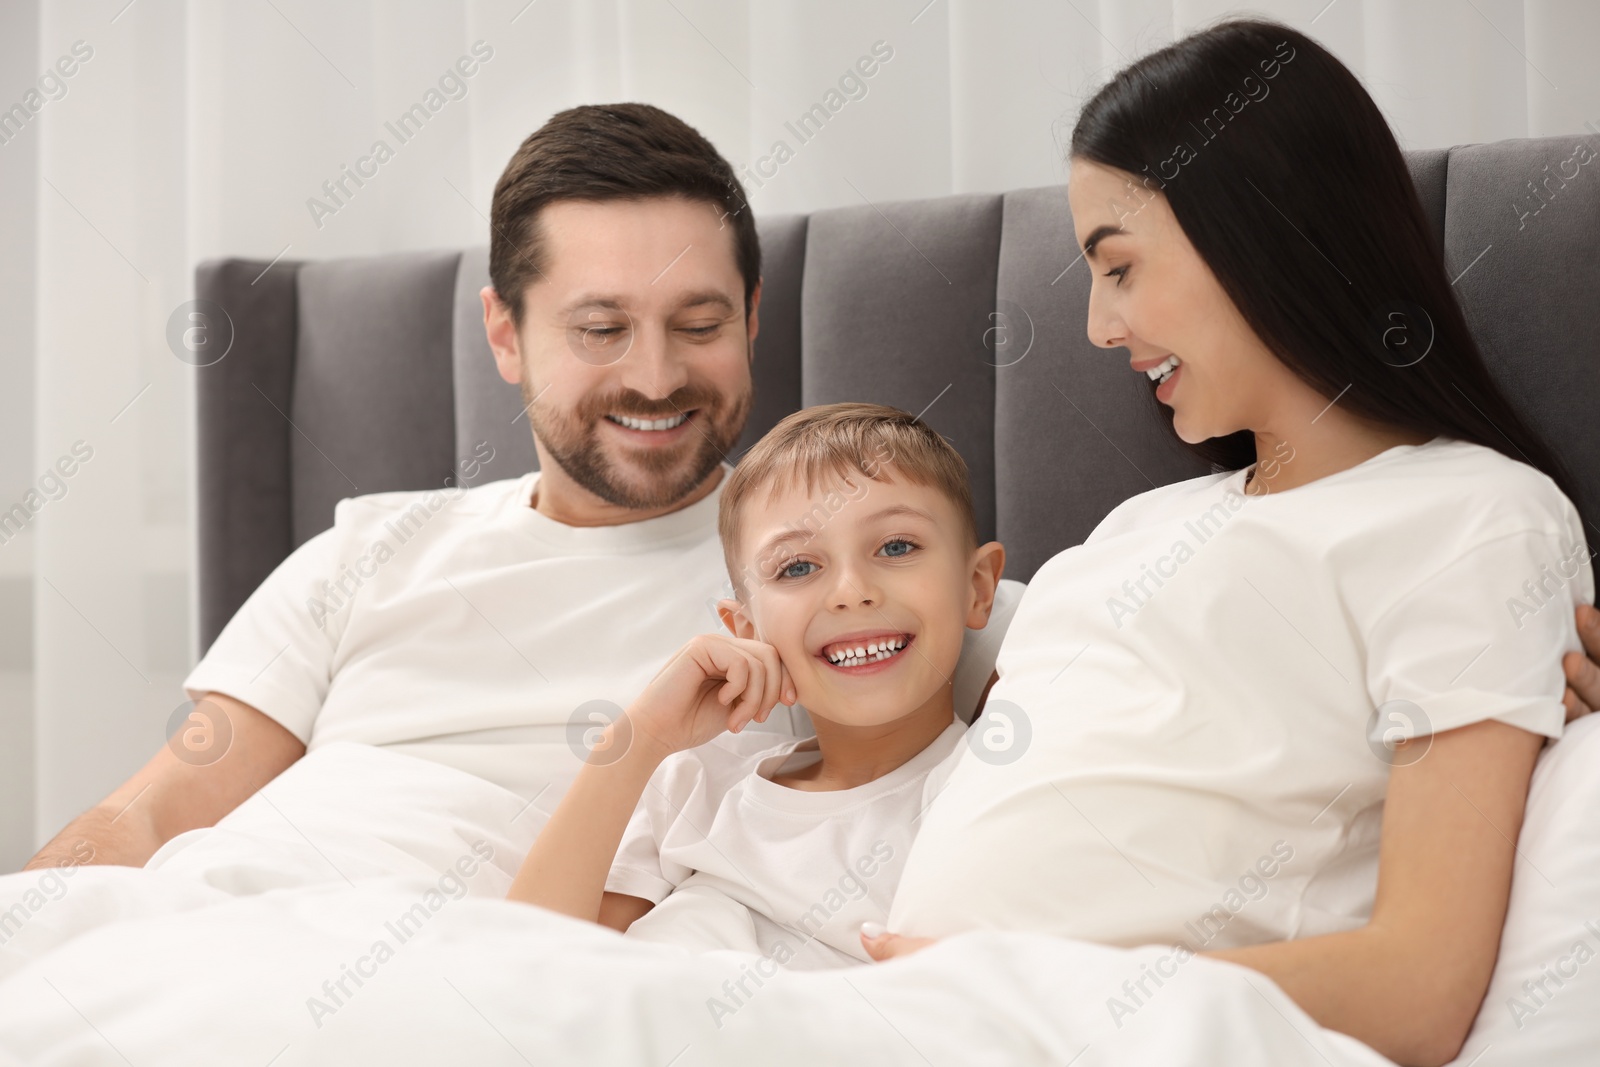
[1066,159,1304,444]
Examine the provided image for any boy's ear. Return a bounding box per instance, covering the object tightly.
[717,597,757,639]
[964,541,1007,630]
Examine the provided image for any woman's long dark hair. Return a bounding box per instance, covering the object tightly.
[1069,18,1586,525]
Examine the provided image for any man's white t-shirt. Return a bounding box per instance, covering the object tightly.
[183,463,810,803]
[890,437,1593,950]
[607,720,968,969]
[184,461,1022,811]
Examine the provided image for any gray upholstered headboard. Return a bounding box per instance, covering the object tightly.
[195,135,1600,654]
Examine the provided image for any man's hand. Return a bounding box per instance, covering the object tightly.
[1562,604,1600,721]
[24,692,304,871]
[623,633,796,759]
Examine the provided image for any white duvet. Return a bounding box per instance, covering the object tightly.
[0,742,1401,1066]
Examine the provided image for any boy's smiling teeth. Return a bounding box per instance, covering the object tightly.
[606,412,689,431]
[822,634,910,667]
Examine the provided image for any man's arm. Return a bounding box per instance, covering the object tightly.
[23,692,305,871]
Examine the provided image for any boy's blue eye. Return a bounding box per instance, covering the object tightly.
[774,540,917,580]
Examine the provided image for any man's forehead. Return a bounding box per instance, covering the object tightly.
[537,196,736,260]
[531,197,741,311]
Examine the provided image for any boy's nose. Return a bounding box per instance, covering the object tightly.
[829,569,880,610]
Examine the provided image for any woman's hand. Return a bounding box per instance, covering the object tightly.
[1561,603,1600,720]
[859,922,938,961]
[623,633,796,760]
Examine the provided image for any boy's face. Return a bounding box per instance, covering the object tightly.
[722,468,1000,728]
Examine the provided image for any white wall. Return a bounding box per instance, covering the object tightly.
[4,0,1597,871]
[0,0,41,873]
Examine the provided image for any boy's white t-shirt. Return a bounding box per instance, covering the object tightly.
[181,464,811,801]
[606,719,968,969]
[890,437,1593,950]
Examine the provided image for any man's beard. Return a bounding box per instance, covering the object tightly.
[526,379,751,510]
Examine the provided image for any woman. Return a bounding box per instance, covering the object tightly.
[861,19,1595,1067]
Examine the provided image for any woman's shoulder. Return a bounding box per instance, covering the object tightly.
[1371,437,1581,538]
[1319,438,1590,620]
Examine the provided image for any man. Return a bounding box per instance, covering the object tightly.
[25,102,773,870]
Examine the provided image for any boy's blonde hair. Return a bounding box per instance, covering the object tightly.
[717,403,978,597]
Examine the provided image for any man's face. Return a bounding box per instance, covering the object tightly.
[489,195,757,510]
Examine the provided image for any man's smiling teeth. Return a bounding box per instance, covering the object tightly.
[824,635,908,667]
[1145,355,1181,384]
[607,412,688,431]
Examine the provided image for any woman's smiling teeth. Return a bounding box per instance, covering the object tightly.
[823,635,910,668]
[606,412,689,431]
[1145,355,1181,384]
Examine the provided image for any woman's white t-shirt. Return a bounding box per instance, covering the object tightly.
[889,437,1593,950]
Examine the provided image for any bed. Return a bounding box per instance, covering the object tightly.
[3,719,1599,1064]
[4,132,1597,1065]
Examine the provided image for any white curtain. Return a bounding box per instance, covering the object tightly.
[3,0,1595,870]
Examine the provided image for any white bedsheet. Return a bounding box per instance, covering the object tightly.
[0,742,1398,1066]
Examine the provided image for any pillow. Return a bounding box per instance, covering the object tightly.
[785,577,1028,736]
[1449,712,1600,1066]
[952,577,1028,725]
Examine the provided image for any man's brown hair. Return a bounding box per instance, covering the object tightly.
[489,103,760,324]
[718,403,979,597]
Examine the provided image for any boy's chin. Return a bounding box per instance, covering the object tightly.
[802,704,907,729]
[800,689,941,730]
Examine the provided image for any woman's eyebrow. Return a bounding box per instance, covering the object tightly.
[1081,224,1127,261]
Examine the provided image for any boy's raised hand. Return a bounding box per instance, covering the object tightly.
[624,634,798,760]
[507,632,795,923]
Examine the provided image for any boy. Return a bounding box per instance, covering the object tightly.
[507,403,1005,967]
